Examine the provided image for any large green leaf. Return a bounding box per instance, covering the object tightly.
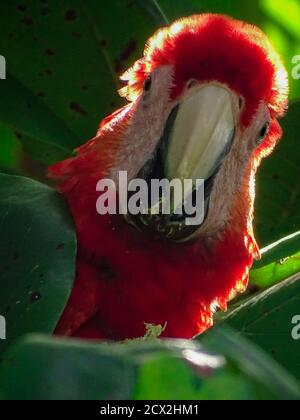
[0,0,156,163]
[0,174,76,353]
[219,274,300,381]
[0,332,299,400]
[0,336,221,400]
[199,326,300,400]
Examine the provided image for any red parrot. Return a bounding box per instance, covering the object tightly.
[48,14,288,340]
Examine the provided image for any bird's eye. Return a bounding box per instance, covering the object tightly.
[239,97,243,110]
[187,79,197,89]
[144,76,152,92]
[257,121,270,144]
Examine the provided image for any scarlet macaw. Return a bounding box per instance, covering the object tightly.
[49,14,288,340]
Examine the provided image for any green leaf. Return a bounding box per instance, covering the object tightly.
[0,331,298,400]
[251,231,300,288]
[0,336,220,400]
[200,326,300,400]
[133,347,262,400]
[0,174,76,353]
[0,0,157,164]
[219,274,300,381]
[251,251,300,288]
[254,231,300,270]
[196,371,258,401]
[0,335,137,400]
[133,355,203,400]
[0,74,79,162]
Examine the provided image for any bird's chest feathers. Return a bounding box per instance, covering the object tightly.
[77,209,252,309]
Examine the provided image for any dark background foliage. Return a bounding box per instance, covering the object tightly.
[0,0,299,400]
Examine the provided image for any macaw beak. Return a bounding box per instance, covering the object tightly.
[128,85,237,241]
[165,85,236,181]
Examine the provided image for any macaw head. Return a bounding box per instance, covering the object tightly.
[114,14,288,243]
[51,14,288,248]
